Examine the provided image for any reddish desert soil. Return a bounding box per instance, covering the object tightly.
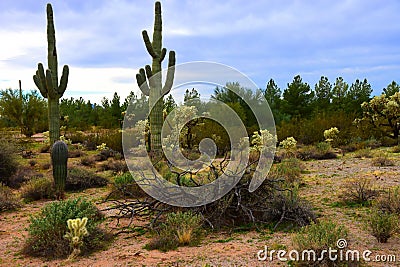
[1,148,400,267]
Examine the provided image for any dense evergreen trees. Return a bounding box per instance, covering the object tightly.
[0,76,397,145]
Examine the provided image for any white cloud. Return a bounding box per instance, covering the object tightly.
[1,0,400,99]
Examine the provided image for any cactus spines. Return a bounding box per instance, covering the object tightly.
[136,1,176,153]
[64,217,89,260]
[33,3,69,145]
[51,140,68,199]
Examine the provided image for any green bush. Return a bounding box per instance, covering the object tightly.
[28,159,37,167]
[277,111,358,145]
[66,167,108,191]
[391,145,400,153]
[0,184,21,212]
[20,177,55,202]
[375,187,400,215]
[66,130,86,144]
[296,143,337,161]
[292,221,350,266]
[371,153,395,167]
[67,149,85,158]
[0,141,19,186]
[365,209,398,243]
[268,158,303,184]
[22,198,109,259]
[262,186,316,230]
[145,211,203,251]
[109,172,147,199]
[98,159,128,173]
[339,177,378,205]
[354,148,373,158]
[82,130,123,154]
[7,167,43,189]
[80,156,96,167]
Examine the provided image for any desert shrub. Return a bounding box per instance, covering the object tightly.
[339,177,378,205]
[66,130,86,144]
[41,162,51,170]
[296,143,337,161]
[361,138,382,149]
[268,158,303,184]
[39,144,50,153]
[380,136,399,147]
[374,187,400,215]
[7,167,43,189]
[0,141,19,186]
[391,145,400,153]
[354,148,373,158]
[340,143,358,154]
[261,186,316,230]
[66,167,108,191]
[277,111,357,145]
[108,172,147,199]
[196,179,315,230]
[98,159,128,173]
[20,177,55,202]
[68,149,85,158]
[94,148,115,161]
[22,198,109,259]
[365,209,398,243]
[292,221,351,267]
[83,130,122,154]
[22,150,35,159]
[0,184,21,212]
[146,211,203,251]
[80,156,96,167]
[28,159,37,167]
[371,153,395,167]
[98,130,122,154]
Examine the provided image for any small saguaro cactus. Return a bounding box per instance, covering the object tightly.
[51,140,68,199]
[136,1,176,153]
[33,3,69,146]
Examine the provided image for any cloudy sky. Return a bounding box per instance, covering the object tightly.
[0,0,399,104]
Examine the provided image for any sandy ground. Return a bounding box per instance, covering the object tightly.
[1,151,400,266]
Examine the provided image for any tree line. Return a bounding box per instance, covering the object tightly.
[1,75,399,143]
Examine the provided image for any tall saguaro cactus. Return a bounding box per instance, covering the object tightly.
[136,1,176,152]
[33,3,69,145]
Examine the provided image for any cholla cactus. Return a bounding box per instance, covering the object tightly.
[324,127,340,145]
[280,136,297,158]
[60,135,72,145]
[64,217,89,260]
[280,137,297,150]
[43,131,50,144]
[96,143,107,151]
[251,129,277,153]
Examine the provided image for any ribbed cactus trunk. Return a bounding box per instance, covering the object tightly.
[136,1,175,153]
[51,141,68,199]
[33,3,69,146]
[48,98,60,145]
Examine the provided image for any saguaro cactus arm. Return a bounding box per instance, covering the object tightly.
[136,69,150,96]
[162,51,176,96]
[58,65,69,95]
[33,63,47,97]
[142,31,157,59]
